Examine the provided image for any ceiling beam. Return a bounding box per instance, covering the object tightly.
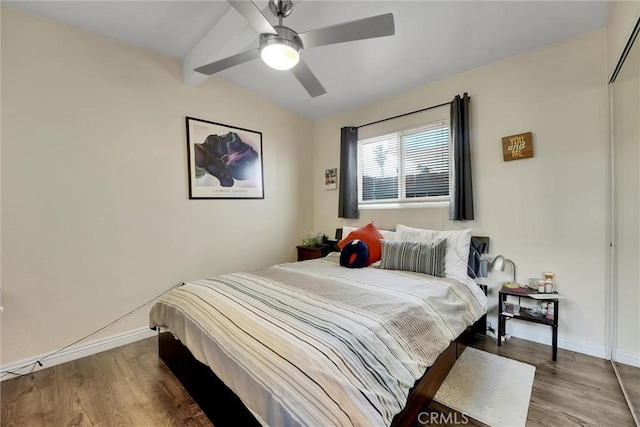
[182,2,271,87]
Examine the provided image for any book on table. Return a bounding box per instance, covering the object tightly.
[528,293,561,300]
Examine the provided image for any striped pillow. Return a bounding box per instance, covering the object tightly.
[379,239,447,277]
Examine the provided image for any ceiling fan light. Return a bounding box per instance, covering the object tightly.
[261,40,300,71]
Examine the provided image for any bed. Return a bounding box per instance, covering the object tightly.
[149,232,488,427]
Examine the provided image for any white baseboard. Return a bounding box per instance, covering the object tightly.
[1,326,156,381]
[614,348,640,368]
[486,315,607,359]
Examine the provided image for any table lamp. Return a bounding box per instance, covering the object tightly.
[491,255,517,284]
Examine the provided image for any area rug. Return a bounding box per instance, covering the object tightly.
[433,347,536,427]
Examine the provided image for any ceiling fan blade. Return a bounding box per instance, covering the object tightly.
[291,59,326,98]
[298,13,395,49]
[194,48,261,75]
[228,1,277,35]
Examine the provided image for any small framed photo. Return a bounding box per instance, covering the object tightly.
[186,117,264,199]
[325,168,337,190]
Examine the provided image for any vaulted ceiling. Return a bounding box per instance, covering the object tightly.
[6,1,609,120]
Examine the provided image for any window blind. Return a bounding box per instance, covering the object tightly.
[358,121,450,204]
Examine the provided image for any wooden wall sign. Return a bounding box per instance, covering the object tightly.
[501,132,533,161]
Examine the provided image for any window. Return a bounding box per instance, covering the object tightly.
[357,121,450,206]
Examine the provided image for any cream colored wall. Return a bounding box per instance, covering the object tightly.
[314,30,610,356]
[607,0,640,79]
[1,7,314,364]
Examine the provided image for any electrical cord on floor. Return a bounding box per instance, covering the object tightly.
[0,281,185,379]
[486,321,495,335]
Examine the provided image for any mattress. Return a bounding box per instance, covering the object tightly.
[149,254,486,426]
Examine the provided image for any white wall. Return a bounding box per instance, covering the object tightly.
[313,30,610,357]
[607,0,640,80]
[1,7,314,364]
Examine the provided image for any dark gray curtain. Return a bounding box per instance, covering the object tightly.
[449,93,474,221]
[338,126,359,219]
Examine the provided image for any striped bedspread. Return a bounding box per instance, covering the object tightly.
[149,254,486,427]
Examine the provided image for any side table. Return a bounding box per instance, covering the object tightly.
[498,285,559,361]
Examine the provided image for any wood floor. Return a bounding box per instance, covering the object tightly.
[1,337,212,427]
[615,362,640,423]
[473,337,636,427]
[1,335,636,426]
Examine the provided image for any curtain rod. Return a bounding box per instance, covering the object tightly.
[355,96,471,129]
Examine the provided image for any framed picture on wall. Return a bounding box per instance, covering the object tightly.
[325,168,337,190]
[186,116,264,199]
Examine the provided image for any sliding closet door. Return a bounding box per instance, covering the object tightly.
[612,26,640,423]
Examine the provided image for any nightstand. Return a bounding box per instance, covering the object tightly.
[296,245,333,261]
[498,285,559,361]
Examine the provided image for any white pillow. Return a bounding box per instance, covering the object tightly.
[342,226,396,241]
[395,224,472,279]
[379,229,397,241]
[341,226,358,240]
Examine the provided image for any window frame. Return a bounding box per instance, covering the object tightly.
[357,120,451,208]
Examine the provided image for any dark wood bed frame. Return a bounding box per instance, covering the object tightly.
[158,320,483,427]
[158,235,489,426]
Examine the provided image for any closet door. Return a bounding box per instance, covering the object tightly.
[612,25,640,423]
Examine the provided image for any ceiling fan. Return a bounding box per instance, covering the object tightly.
[194,0,395,98]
